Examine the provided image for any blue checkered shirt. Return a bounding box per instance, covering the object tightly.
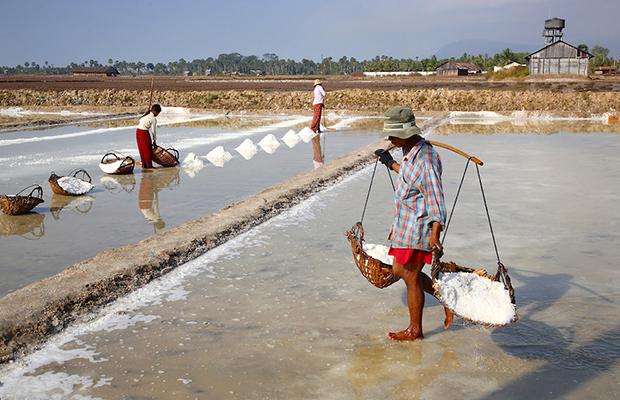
[389,139,446,251]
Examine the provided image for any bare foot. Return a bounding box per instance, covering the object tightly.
[386,328,424,341]
[444,307,454,329]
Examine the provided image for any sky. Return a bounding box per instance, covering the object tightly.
[1,0,618,67]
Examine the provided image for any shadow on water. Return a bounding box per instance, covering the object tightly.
[482,267,620,399]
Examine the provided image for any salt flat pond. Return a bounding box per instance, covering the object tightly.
[1,112,620,399]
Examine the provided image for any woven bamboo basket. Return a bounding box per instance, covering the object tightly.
[152,145,180,167]
[431,255,517,327]
[49,169,94,196]
[0,184,44,215]
[99,152,135,175]
[346,222,400,289]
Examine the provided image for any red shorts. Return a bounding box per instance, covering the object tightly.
[388,247,433,265]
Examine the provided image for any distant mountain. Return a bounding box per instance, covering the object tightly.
[434,39,540,59]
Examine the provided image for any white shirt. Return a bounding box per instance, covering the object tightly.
[138,113,157,142]
[313,85,326,105]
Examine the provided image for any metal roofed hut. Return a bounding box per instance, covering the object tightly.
[72,67,120,77]
[436,61,483,76]
[526,17,593,76]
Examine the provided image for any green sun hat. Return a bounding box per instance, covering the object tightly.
[379,106,422,139]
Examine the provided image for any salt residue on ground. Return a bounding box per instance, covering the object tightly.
[435,272,516,325]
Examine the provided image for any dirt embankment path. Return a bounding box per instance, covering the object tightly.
[1,75,620,123]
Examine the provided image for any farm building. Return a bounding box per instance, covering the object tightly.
[435,61,482,76]
[525,41,592,76]
[594,66,619,75]
[72,67,120,77]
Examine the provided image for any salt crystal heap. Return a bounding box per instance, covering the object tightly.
[435,271,517,326]
[99,160,124,174]
[206,146,233,167]
[57,176,95,195]
[258,134,280,154]
[362,243,393,265]
[181,152,205,177]
[282,129,301,148]
[298,127,317,143]
[235,139,259,160]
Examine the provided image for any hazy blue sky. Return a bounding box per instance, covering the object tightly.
[1,0,618,67]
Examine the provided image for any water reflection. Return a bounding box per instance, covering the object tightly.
[138,168,180,233]
[347,341,460,399]
[311,134,324,168]
[49,194,95,220]
[0,212,45,240]
[100,174,137,194]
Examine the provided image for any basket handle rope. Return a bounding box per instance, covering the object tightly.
[15,184,43,199]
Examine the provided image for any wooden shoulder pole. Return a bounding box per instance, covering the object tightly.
[381,140,484,166]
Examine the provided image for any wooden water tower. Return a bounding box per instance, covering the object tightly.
[543,18,565,45]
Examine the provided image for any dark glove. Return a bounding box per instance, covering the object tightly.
[374,149,395,169]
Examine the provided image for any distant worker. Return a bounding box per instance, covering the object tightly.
[374,106,452,341]
[311,79,326,133]
[136,104,161,170]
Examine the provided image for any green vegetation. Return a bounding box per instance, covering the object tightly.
[1,45,616,76]
[484,66,529,80]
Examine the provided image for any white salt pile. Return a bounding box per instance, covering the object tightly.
[298,127,317,143]
[57,176,95,195]
[235,139,259,160]
[206,146,233,167]
[258,134,280,154]
[435,272,516,326]
[362,243,394,265]
[282,129,301,148]
[99,160,124,174]
[181,152,205,178]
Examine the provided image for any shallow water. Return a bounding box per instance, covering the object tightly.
[1,124,620,399]
[0,111,379,296]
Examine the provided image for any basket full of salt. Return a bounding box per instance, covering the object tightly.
[346,222,400,289]
[0,184,44,215]
[99,152,135,175]
[49,169,95,196]
[431,258,517,326]
[152,145,180,167]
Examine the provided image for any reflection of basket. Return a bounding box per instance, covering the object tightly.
[0,213,45,240]
[0,184,44,215]
[431,255,517,327]
[49,169,93,196]
[152,145,180,167]
[346,222,400,289]
[99,152,135,174]
[50,194,95,220]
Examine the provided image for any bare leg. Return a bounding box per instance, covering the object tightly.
[387,261,453,341]
[387,261,426,341]
[420,272,453,329]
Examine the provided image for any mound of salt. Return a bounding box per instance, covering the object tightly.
[282,129,301,148]
[435,272,516,326]
[258,134,280,154]
[99,160,125,174]
[57,176,95,195]
[206,146,233,167]
[298,127,317,143]
[362,243,394,265]
[235,139,259,160]
[181,152,204,177]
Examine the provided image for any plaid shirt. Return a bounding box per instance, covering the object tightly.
[389,139,446,251]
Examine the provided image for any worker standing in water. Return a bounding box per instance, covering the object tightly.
[311,79,326,134]
[136,104,161,170]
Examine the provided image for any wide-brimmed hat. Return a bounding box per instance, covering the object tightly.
[379,106,422,139]
[313,79,322,86]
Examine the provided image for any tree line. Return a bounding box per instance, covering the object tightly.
[1,45,616,76]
